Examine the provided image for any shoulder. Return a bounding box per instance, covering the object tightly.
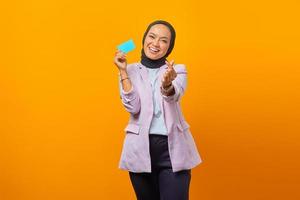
[173,64,187,74]
[126,63,140,75]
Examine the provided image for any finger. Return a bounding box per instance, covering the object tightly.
[165,60,169,66]
[173,73,177,80]
[162,76,166,85]
[164,73,169,81]
[171,70,177,78]
[166,73,171,83]
[117,52,127,60]
[165,60,173,69]
[171,75,176,80]
[170,60,174,66]
[168,60,174,70]
[116,50,123,55]
[116,51,122,57]
[167,71,175,81]
[163,73,168,83]
[117,50,125,55]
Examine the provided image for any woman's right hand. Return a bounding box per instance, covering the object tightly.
[114,50,127,71]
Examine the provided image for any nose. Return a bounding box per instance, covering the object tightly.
[153,39,159,47]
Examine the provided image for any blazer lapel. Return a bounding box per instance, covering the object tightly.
[137,63,151,89]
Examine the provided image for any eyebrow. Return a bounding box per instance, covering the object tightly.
[149,32,169,40]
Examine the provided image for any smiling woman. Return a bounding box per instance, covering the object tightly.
[143,24,172,60]
[114,20,202,200]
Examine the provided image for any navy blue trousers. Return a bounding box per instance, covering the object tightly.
[129,134,191,200]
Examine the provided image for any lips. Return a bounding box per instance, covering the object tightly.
[149,46,160,53]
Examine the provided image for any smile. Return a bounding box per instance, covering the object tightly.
[149,47,160,53]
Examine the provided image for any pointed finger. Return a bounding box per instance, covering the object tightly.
[168,60,174,69]
[165,60,170,67]
[170,60,174,66]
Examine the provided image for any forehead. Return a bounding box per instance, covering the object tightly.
[148,24,171,38]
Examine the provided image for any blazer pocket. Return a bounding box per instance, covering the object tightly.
[177,121,190,132]
[124,123,140,135]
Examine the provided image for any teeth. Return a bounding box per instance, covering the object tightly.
[149,47,159,52]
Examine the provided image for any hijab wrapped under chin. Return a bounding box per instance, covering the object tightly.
[140,20,176,69]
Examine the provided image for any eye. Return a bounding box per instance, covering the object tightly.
[162,40,168,43]
[149,35,155,39]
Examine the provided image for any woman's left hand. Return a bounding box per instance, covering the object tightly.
[162,60,177,88]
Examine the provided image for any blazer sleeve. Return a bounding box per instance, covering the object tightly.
[161,64,187,103]
[118,66,141,115]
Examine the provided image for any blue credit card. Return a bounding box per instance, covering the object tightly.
[117,39,135,53]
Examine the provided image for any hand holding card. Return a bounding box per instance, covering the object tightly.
[114,50,127,71]
[114,39,135,71]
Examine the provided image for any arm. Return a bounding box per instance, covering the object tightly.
[118,68,141,115]
[114,50,141,115]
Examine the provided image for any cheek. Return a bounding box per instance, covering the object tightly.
[143,42,149,50]
[144,39,151,48]
[161,43,170,52]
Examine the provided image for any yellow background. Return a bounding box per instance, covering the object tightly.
[1,0,300,199]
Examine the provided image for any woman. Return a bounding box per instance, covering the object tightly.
[114,20,202,200]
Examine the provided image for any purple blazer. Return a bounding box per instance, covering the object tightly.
[118,62,202,172]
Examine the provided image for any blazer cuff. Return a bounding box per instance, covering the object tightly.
[161,82,181,102]
[121,86,137,102]
[160,84,174,96]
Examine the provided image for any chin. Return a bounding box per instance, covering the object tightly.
[149,56,160,60]
[145,52,162,60]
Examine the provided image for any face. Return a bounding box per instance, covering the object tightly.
[143,24,171,60]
